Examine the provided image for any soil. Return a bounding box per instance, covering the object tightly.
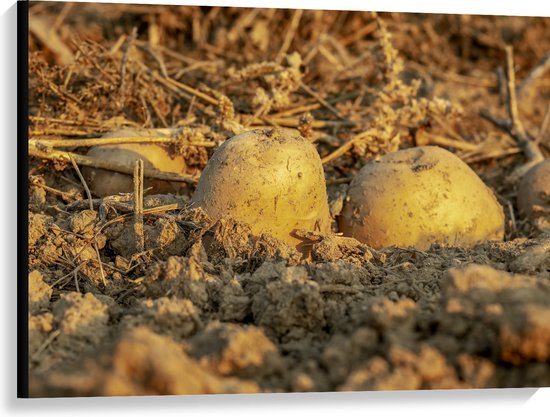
[26,3,550,396]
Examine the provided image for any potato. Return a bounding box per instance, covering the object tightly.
[338,146,505,250]
[191,128,331,254]
[82,129,188,197]
[517,159,550,225]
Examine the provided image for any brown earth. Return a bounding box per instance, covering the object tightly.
[27,2,550,396]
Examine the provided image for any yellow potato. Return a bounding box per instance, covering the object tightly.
[191,128,331,254]
[339,146,505,250]
[82,129,188,197]
[517,159,550,222]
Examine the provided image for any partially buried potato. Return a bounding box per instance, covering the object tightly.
[339,146,505,250]
[82,129,188,197]
[191,128,331,254]
[517,159,550,229]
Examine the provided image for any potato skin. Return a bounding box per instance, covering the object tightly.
[339,146,505,250]
[191,128,331,253]
[82,129,188,197]
[517,159,550,220]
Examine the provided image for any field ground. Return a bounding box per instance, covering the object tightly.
[27,3,550,396]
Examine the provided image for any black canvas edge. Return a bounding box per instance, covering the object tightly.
[17,0,29,399]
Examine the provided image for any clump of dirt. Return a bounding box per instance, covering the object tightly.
[29,326,260,397]
[441,264,550,365]
[51,292,110,358]
[187,321,285,381]
[338,344,467,391]
[28,270,52,313]
[120,296,203,341]
[26,3,550,397]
